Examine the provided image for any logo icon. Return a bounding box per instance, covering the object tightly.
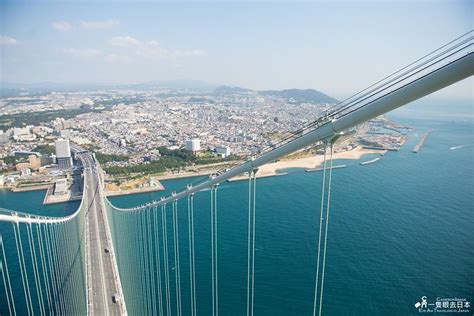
[414,296,471,313]
[415,296,428,309]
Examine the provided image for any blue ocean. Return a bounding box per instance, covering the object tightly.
[1,97,473,315]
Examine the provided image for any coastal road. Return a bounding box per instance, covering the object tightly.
[75,148,123,315]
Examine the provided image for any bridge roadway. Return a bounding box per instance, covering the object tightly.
[75,147,123,315]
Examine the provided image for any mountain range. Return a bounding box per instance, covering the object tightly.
[0,80,338,103]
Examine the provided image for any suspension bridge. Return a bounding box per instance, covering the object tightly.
[0,32,472,315]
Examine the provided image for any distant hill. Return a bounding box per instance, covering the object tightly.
[213,85,253,95]
[213,85,337,103]
[259,89,337,104]
[1,81,337,103]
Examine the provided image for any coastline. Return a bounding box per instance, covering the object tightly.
[255,146,386,177]
[105,182,165,197]
[152,146,386,182]
[2,147,386,201]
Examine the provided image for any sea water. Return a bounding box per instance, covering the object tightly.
[1,98,472,315]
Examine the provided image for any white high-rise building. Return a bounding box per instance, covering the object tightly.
[55,138,72,169]
[185,138,201,152]
[216,146,231,158]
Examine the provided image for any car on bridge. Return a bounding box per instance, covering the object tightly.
[112,293,119,304]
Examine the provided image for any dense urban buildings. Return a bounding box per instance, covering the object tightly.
[0,86,408,194]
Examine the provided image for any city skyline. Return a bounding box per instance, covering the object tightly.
[1,0,472,99]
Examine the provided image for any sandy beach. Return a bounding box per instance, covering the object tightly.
[256,146,385,177]
[107,146,386,187]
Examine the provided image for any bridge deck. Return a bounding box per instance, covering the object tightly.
[82,153,123,315]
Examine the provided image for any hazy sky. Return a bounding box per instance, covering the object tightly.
[1,0,472,98]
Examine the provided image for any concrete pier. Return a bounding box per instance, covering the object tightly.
[412,131,430,153]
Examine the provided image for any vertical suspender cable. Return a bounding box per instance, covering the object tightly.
[143,210,150,315]
[162,204,172,316]
[125,211,135,313]
[48,224,61,315]
[146,209,155,315]
[187,196,194,316]
[13,222,33,316]
[141,209,152,315]
[50,223,65,315]
[137,211,147,315]
[172,199,182,316]
[0,256,13,316]
[210,187,215,316]
[190,194,197,315]
[209,184,220,315]
[137,212,145,314]
[55,224,67,315]
[69,220,80,316]
[247,170,257,316]
[147,208,157,315]
[154,206,164,316]
[62,221,75,315]
[250,172,257,316]
[246,173,252,316]
[188,194,197,316]
[43,224,57,314]
[318,143,334,316]
[131,212,139,313]
[36,224,51,313]
[26,222,44,316]
[59,223,71,315]
[214,185,219,316]
[1,234,16,316]
[312,142,328,316]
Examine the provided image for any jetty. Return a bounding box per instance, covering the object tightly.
[360,157,380,165]
[227,172,288,182]
[305,164,347,172]
[413,131,430,153]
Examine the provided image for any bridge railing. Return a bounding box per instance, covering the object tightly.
[0,157,89,316]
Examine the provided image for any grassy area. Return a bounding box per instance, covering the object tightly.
[94,152,129,164]
[32,144,55,155]
[103,147,240,176]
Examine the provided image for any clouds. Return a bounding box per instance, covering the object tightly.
[80,19,120,29]
[108,35,206,62]
[0,35,17,46]
[51,19,205,65]
[51,19,119,31]
[64,48,103,58]
[104,54,132,64]
[52,21,71,31]
[175,49,206,57]
[109,36,140,47]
